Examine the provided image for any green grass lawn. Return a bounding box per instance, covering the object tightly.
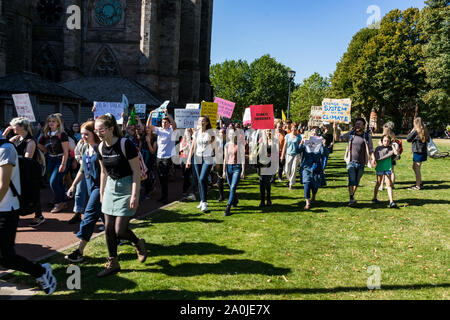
[6,140,450,300]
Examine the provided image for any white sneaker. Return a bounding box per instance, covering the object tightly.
[36,263,57,295]
[197,201,204,209]
[201,202,208,212]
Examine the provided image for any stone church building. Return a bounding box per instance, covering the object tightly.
[0,0,213,126]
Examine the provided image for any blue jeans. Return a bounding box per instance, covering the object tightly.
[347,161,364,187]
[47,156,68,203]
[194,161,213,203]
[304,182,318,200]
[226,164,242,205]
[73,176,87,213]
[76,186,104,242]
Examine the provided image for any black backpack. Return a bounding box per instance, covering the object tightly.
[0,140,41,216]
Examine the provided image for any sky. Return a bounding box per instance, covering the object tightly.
[211,0,427,84]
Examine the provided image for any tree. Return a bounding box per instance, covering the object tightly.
[248,54,291,118]
[329,28,378,101]
[419,0,450,130]
[353,8,427,131]
[210,59,251,121]
[289,73,330,123]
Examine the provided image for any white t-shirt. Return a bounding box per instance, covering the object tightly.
[154,127,175,159]
[194,130,214,157]
[0,142,21,211]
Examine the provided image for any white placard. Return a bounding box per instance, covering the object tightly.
[175,109,201,129]
[134,104,146,118]
[12,94,36,122]
[94,101,124,124]
[186,103,200,110]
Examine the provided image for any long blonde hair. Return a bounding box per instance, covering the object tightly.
[413,117,429,143]
[43,114,64,137]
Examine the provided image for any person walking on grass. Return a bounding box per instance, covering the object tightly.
[222,127,245,216]
[0,137,56,294]
[378,123,400,191]
[2,117,45,227]
[256,129,278,207]
[336,118,375,206]
[146,109,177,204]
[186,116,217,213]
[38,114,70,213]
[64,121,105,263]
[372,135,398,208]
[95,114,147,278]
[298,129,328,210]
[281,123,302,190]
[407,117,430,191]
[276,121,286,183]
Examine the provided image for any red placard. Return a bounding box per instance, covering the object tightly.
[250,105,274,129]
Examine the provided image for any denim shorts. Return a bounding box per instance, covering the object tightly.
[376,170,392,176]
[346,162,364,187]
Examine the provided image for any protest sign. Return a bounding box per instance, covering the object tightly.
[186,103,200,109]
[200,102,219,125]
[322,98,351,124]
[250,105,274,130]
[12,93,36,122]
[94,101,124,124]
[243,108,251,125]
[134,104,146,119]
[304,135,323,153]
[309,106,323,127]
[214,97,235,119]
[175,109,201,129]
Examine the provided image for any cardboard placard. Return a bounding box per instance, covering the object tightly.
[12,93,36,122]
[250,105,274,130]
[94,101,124,124]
[200,102,219,125]
[175,108,201,129]
[322,98,351,124]
[214,97,235,119]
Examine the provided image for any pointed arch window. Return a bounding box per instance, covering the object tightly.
[93,47,120,76]
[34,46,60,82]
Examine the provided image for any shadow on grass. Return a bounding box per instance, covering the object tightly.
[49,283,450,300]
[146,209,224,224]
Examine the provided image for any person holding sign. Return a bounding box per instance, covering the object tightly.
[186,116,216,213]
[298,129,328,210]
[336,118,375,206]
[146,108,177,204]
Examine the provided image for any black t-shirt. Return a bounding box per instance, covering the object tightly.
[323,133,333,152]
[98,138,138,180]
[39,132,68,155]
[14,133,34,157]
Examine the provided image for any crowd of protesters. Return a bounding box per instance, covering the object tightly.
[0,107,432,294]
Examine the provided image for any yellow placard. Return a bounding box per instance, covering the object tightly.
[200,102,219,125]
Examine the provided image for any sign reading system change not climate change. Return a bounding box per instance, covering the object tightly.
[322,98,352,124]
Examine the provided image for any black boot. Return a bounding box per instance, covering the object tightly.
[224,204,232,216]
[217,178,224,202]
[232,196,239,208]
[266,185,272,206]
[259,182,265,207]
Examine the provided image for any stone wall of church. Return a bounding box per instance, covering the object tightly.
[2,0,213,106]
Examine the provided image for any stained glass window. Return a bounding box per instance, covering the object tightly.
[95,0,123,26]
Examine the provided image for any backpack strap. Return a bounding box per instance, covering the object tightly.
[120,138,127,158]
[98,141,103,156]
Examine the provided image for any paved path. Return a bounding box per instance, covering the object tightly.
[0,172,186,299]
